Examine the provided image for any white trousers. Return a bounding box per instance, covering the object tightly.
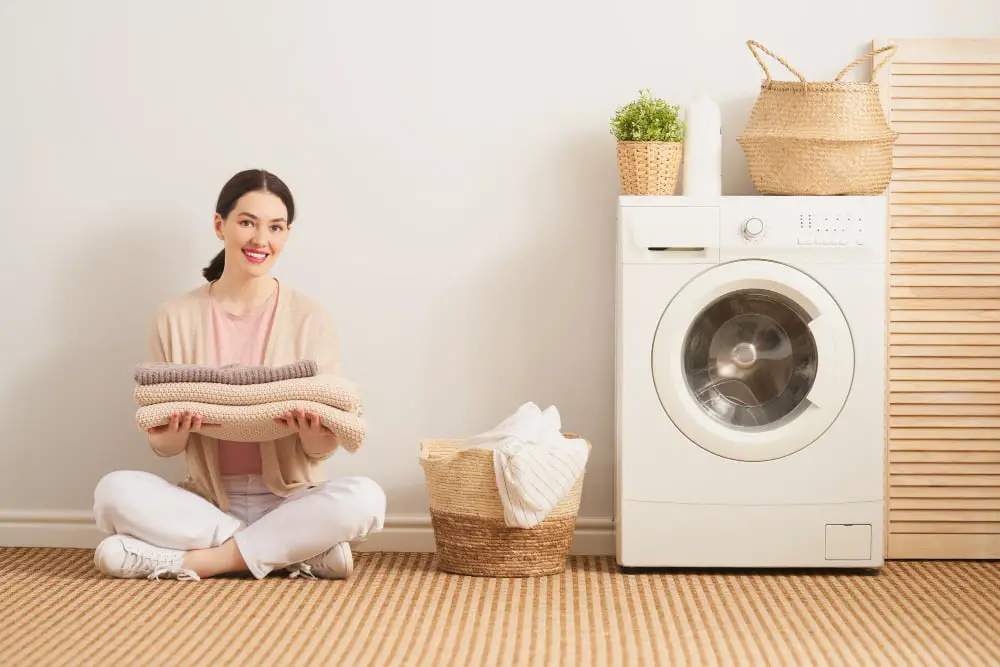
[93,470,386,579]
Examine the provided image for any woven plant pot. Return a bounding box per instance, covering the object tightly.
[419,433,590,577]
[616,141,682,195]
[737,41,898,195]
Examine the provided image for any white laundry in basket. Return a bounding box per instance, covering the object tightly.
[461,402,589,528]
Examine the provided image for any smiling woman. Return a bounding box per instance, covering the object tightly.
[90,169,386,584]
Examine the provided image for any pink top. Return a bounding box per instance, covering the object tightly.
[208,285,279,476]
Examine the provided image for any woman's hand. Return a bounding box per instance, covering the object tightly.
[147,410,217,457]
[274,409,338,456]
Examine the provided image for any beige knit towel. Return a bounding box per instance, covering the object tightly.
[135,400,365,452]
[135,361,318,386]
[133,375,363,414]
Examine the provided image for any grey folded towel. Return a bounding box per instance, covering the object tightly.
[135,360,319,386]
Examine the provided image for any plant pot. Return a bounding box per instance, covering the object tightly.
[616,141,683,195]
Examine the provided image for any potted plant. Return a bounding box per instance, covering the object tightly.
[610,89,685,195]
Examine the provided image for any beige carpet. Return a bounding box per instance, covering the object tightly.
[1,548,998,667]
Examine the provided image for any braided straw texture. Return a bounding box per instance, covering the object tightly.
[737,41,898,195]
[134,374,363,413]
[615,141,682,195]
[135,400,365,451]
[419,434,588,577]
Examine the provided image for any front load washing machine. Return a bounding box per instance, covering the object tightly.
[615,195,886,569]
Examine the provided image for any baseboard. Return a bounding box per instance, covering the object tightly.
[0,510,616,556]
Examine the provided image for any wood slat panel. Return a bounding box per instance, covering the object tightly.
[888,522,1000,534]
[891,319,1000,332]
[894,133,1000,146]
[893,63,1000,75]
[891,394,1000,406]
[891,450,1000,463]
[893,97,1000,111]
[891,510,1000,522]
[879,38,1000,559]
[890,497,1000,509]
[889,483,1000,497]
[891,239,1000,251]
[891,369,1000,382]
[890,214,1000,226]
[892,180,1000,193]
[893,110,1000,122]
[890,204,1000,216]
[890,286,1000,298]
[894,146,1000,158]
[891,227,1000,239]
[889,86,1000,99]
[891,356,1000,369]
[894,121,1000,134]
[891,415,1000,427]
[889,402,1000,417]
[888,533,1000,558]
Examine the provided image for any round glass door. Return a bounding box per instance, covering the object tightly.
[652,260,854,462]
[683,289,818,430]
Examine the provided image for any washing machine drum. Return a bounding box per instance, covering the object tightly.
[652,260,854,462]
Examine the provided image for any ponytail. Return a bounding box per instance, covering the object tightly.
[202,249,225,282]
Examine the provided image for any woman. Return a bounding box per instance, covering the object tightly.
[92,169,386,581]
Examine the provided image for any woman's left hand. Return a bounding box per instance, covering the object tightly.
[274,409,334,436]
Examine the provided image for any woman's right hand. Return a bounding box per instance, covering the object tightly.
[147,410,217,456]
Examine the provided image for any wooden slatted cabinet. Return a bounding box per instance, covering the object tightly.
[874,38,1000,559]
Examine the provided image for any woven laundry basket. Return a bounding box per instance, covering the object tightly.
[737,41,898,195]
[419,433,589,577]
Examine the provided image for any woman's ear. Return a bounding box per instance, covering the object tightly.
[214,213,225,240]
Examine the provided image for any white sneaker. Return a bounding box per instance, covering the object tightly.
[287,542,353,580]
[94,535,200,581]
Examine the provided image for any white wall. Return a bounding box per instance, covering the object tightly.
[1,0,996,551]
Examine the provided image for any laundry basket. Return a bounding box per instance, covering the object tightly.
[737,40,898,195]
[419,433,589,577]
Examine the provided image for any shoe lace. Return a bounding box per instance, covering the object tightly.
[287,563,318,580]
[120,543,199,581]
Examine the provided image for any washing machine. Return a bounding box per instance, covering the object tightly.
[614,195,886,569]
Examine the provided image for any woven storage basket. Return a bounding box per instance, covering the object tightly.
[737,41,898,195]
[419,433,589,577]
[616,141,682,195]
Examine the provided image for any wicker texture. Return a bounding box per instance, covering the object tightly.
[615,141,682,195]
[737,41,898,195]
[4,549,1000,667]
[419,434,588,577]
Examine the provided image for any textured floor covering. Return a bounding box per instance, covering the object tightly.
[1,548,998,666]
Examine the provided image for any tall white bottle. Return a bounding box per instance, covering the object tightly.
[682,93,722,197]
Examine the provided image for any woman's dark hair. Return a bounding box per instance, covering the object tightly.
[202,169,295,282]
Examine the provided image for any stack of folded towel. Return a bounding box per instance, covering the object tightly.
[461,401,589,529]
[133,360,366,452]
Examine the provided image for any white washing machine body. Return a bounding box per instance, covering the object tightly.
[615,195,886,569]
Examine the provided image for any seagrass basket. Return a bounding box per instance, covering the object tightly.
[737,41,898,195]
[616,141,683,195]
[419,433,589,577]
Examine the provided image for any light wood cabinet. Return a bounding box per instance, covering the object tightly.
[874,38,1000,559]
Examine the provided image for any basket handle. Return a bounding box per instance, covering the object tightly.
[746,40,807,84]
[834,44,898,81]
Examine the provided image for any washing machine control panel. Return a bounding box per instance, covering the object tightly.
[796,213,868,246]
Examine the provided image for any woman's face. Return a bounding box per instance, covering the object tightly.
[214,190,289,279]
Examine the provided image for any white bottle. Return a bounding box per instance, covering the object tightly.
[682,93,722,197]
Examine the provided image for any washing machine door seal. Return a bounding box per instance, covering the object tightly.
[652,259,854,462]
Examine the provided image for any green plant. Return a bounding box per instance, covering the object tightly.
[610,89,685,142]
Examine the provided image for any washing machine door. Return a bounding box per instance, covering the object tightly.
[652,259,854,461]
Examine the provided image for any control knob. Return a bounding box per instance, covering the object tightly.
[742,217,765,241]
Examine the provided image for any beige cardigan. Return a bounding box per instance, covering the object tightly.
[146,279,341,510]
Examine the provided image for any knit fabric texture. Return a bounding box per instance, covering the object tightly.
[136,400,365,452]
[133,374,363,413]
[134,360,318,386]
